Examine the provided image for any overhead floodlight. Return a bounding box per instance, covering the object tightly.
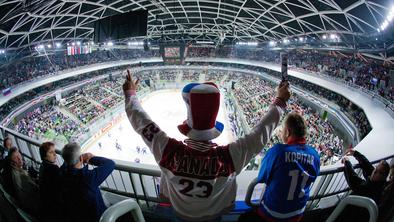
[38,44,44,49]
[236,41,258,46]
[76,41,81,46]
[329,34,337,39]
[47,44,52,48]
[269,41,276,46]
[322,35,327,40]
[107,41,114,46]
[55,42,61,48]
[0,50,4,54]
[299,37,304,42]
[283,39,289,44]
[71,42,75,46]
[196,41,214,44]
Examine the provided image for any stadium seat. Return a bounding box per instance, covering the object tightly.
[326,195,378,222]
[100,199,145,222]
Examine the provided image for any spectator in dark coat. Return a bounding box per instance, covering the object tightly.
[342,149,389,203]
[340,149,390,222]
[60,142,115,222]
[1,148,41,217]
[38,142,62,222]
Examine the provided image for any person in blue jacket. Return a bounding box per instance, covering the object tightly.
[60,142,115,222]
[257,112,320,222]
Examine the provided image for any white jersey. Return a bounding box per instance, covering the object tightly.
[125,95,283,221]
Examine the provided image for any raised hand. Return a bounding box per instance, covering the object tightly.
[341,156,349,164]
[123,69,140,93]
[277,81,291,102]
[82,152,94,163]
[345,148,355,156]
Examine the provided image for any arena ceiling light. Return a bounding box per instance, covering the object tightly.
[128,41,143,46]
[107,41,114,47]
[0,50,5,54]
[196,41,214,44]
[55,43,61,48]
[46,44,51,49]
[236,41,258,46]
[269,41,276,46]
[378,6,394,31]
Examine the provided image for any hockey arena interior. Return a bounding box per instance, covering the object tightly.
[0,0,393,221]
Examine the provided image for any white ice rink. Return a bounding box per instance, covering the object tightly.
[83,89,234,166]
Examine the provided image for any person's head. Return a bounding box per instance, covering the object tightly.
[7,148,23,169]
[325,148,334,157]
[39,142,57,163]
[370,160,390,182]
[3,137,12,149]
[62,142,82,168]
[281,112,307,143]
[178,82,223,141]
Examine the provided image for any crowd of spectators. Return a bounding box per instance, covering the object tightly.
[16,103,83,140]
[230,73,344,167]
[0,49,160,90]
[0,139,115,222]
[63,92,105,124]
[83,83,123,109]
[181,70,200,81]
[158,70,177,81]
[188,47,394,102]
[2,47,391,104]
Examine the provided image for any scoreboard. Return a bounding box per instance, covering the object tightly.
[160,43,186,65]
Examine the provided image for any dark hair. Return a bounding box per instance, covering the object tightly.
[284,112,307,138]
[39,142,55,160]
[6,147,19,162]
[3,137,11,148]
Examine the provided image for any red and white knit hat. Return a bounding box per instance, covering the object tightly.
[178,82,224,141]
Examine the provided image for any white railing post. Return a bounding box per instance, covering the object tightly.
[100,199,145,222]
[326,195,378,222]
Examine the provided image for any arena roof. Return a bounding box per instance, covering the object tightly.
[0,0,393,52]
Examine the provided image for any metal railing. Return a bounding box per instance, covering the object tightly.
[1,125,393,217]
[244,154,394,211]
[326,196,378,222]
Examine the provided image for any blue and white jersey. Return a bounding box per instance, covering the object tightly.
[257,143,320,219]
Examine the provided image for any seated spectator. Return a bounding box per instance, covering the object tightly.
[60,142,115,222]
[1,148,41,217]
[340,149,390,222]
[38,142,62,222]
[240,112,320,222]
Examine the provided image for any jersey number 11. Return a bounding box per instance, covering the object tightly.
[287,170,309,200]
